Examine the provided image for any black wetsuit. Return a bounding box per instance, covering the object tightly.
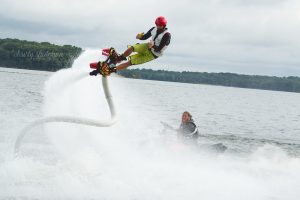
[178,119,199,141]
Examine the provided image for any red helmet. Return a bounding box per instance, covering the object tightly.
[155,16,167,27]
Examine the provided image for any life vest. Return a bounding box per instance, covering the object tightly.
[150,27,169,57]
[179,121,199,138]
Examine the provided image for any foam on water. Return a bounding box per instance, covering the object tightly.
[1,50,300,199]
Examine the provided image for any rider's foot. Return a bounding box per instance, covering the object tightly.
[116,54,127,62]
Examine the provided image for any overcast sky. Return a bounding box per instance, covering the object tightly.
[1,0,300,76]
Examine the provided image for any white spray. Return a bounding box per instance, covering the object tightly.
[7,50,300,200]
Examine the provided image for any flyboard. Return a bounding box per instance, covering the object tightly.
[14,48,120,155]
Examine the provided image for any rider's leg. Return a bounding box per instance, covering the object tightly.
[116,61,132,71]
[122,46,134,57]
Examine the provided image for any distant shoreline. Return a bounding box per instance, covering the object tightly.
[2,65,300,94]
[0,38,82,71]
[118,68,300,93]
[1,38,300,93]
[0,66,52,76]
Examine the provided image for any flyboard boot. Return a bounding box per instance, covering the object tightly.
[89,47,126,76]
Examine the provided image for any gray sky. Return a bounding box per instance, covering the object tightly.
[1,0,300,76]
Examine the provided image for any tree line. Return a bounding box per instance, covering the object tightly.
[0,38,82,71]
[1,38,300,93]
[118,68,300,93]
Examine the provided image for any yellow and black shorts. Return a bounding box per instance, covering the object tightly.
[129,43,155,65]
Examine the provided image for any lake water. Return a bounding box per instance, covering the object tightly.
[1,50,300,199]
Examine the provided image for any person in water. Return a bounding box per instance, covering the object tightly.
[90,16,171,76]
[177,111,199,143]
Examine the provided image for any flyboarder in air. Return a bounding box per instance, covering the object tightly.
[89,16,171,76]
